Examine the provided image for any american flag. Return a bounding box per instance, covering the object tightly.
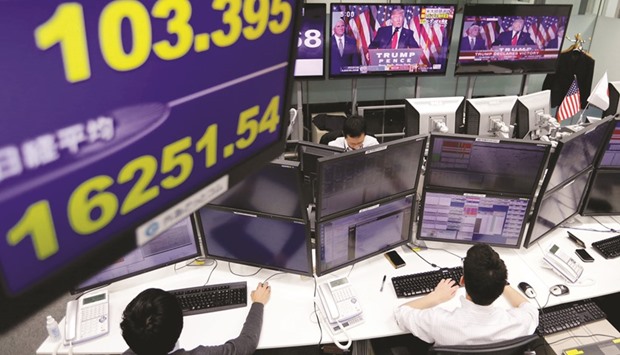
[557,78,581,122]
[538,16,559,48]
[478,19,499,48]
[406,6,451,65]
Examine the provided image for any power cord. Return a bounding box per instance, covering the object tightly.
[228,262,262,277]
[262,272,286,284]
[202,260,218,285]
[592,217,620,233]
[312,275,323,351]
[411,248,440,268]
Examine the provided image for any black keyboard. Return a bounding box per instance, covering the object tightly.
[537,299,606,336]
[391,267,464,298]
[169,281,247,316]
[592,234,620,259]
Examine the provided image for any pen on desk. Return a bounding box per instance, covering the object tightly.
[380,275,386,292]
[567,231,586,248]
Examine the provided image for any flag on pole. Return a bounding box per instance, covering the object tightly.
[557,78,581,122]
[587,71,609,110]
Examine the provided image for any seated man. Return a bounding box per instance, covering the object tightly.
[120,282,271,355]
[394,244,538,347]
[327,115,379,151]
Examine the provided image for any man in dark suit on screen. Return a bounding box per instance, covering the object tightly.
[330,19,361,75]
[460,24,487,51]
[492,17,534,46]
[368,7,419,50]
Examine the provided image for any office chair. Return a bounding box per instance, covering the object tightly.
[427,334,540,355]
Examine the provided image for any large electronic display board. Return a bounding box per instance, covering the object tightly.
[0,0,299,331]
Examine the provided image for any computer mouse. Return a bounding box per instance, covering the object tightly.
[518,282,537,299]
[550,284,570,296]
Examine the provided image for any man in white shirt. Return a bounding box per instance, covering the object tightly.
[393,244,539,348]
[327,115,379,151]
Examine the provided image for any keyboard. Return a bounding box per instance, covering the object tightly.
[391,267,464,298]
[537,298,606,335]
[168,281,247,316]
[592,234,620,259]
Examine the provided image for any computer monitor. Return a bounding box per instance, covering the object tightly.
[516,90,551,139]
[598,119,620,168]
[425,134,551,196]
[294,4,327,78]
[523,169,592,248]
[297,142,343,205]
[316,194,414,276]
[581,169,620,216]
[328,3,456,77]
[454,4,572,75]
[196,206,313,276]
[465,96,518,138]
[603,82,620,117]
[417,190,531,248]
[316,136,427,220]
[544,117,613,193]
[208,159,305,220]
[404,97,465,136]
[72,216,201,294]
[357,104,406,143]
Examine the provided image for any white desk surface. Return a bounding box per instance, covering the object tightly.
[37,215,620,354]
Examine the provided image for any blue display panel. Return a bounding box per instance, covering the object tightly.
[0,0,298,329]
[316,195,414,275]
[197,206,312,276]
[418,191,530,248]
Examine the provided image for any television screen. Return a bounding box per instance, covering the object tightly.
[516,90,551,139]
[545,117,613,193]
[208,159,305,220]
[294,4,326,78]
[455,4,572,75]
[599,119,620,167]
[582,169,620,216]
[316,194,414,275]
[404,96,464,136]
[465,96,517,138]
[72,216,200,294]
[317,136,426,220]
[417,190,530,248]
[328,3,456,77]
[425,134,550,196]
[524,169,592,248]
[197,206,312,276]
[0,0,299,329]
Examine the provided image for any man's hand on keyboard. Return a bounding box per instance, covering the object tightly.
[430,279,459,304]
[251,282,271,305]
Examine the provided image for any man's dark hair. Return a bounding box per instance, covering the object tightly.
[121,288,183,355]
[463,244,507,306]
[342,115,367,138]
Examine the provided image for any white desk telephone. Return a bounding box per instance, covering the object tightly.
[64,290,109,345]
[543,244,584,283]
[318,277,363,329]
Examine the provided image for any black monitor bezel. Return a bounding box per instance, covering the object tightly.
[195,205,314,276]
[315,193,415,276]
[596,117,620,169]
[316,135,427,221]
[424,133,551,197]
[327,3,457,79]
[208,159,306,220]
[523,168,593,248]
[416,188,532,249]
[581,168,620,216]
[70,214,202,295]
[454,4,573,76]
[543,117,614,195]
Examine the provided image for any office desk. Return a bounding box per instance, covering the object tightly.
[37,215,620,354]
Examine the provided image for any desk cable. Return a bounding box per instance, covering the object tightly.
[592,217,620,233]
[311,274,323,352]
[202,260,218,285]
[227,262,262,277]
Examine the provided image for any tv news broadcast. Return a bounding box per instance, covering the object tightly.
[455,4,572,75]
[329,3,455,77]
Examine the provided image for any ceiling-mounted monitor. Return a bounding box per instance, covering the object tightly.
[455,4,572,76]
[294,4,327,78]
[328,3,456,78]
[404,96,464,136]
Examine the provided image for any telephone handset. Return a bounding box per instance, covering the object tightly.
[64,290,109,345]
[318,277,363,324]
[543,244,584,283]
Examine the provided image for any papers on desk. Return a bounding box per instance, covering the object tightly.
[562,338,620,354]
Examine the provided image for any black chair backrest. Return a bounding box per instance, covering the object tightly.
[428,334,540,355]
